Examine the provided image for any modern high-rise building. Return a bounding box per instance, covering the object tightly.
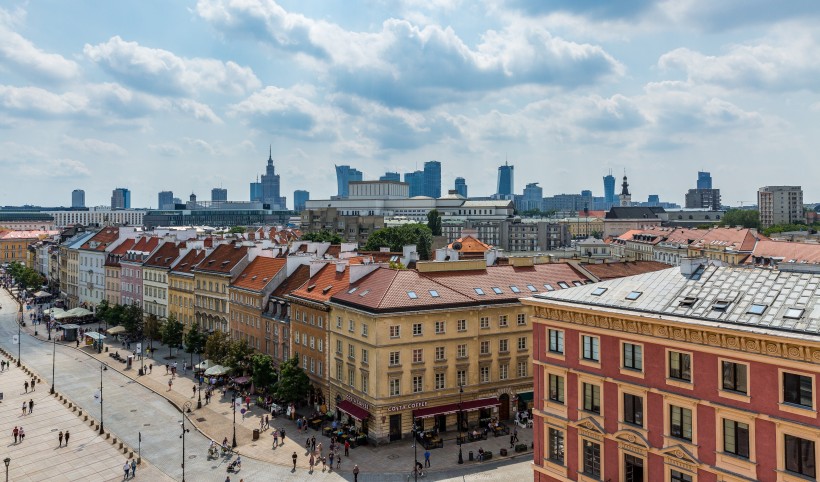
[685,189,721,210]
[697,171,713,190]
[404,170,424,197]
[454,177,467,198]
[250,177,262,202]
[335,165,363,198]
[71,189,85,208]
[521,183,544,211]
[158,191,174,209]
[758,185,804,228]
[261,148,286,209]
[379,172,401,182]
[111,188,131,209]
[497,162,514,197]
[603,172,616,206]
[294,190,310,212]
[423,160,441,198]
[211,188,228,202]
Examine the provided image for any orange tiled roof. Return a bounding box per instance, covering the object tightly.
[747,239,820,264]
[195,243,248,274]
[172,249,207,274]
[143,242,185,268]
[689,227,761,252]
[232,257,287,291]
[104,238,136,267]
[332,268,474,311]
[271,264,310,298]
[80,227,120,251]
[583,261,670,280]
[289,263,351,303]
[448,235,492,253]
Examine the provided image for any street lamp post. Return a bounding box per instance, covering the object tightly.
[197,385,202,410]
[411,410,418,482]
[17,300,22,367]
[180,401,191,482]
[50,336,56,394]
[232,389,237,448]
[99,362,106,434]
[457,384,464,464]
[3,457,9,482]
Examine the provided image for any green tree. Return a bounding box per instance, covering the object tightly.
[302,230,344,244]
[204,330,231,365]
[363,224,433,260]
[121,303,144,341]
[426,209,442,236]
[161,314,184,358]
[228,226,247,234]
[224,338,254,372]
[184,322,204,366]
[274,356,311,404]
[144,314,161,350]
[719,209,760,229]
[250,353,277,390]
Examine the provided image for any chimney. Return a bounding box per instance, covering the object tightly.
[336,262,346,273]
[680,257,706,276]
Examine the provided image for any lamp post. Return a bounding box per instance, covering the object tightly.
[457,384,464,464]
[411,410,418,482]
[197,384,202,409]
[99,362,106,434]
[17,300,22,367]
[232,388,237,448]
[3,457,9,482]
[50,336,56,394]
[180,401,191,482]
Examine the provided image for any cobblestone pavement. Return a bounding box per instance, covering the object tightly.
[1,289,535,481]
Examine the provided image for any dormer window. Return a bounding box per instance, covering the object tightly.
[712,300,731,312]
[784,308,804,319]
[557,282,570,289]
[679,297,698,307]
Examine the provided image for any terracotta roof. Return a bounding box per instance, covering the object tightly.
[689,227,761,252]
[358,251,403,263]
[131,236,161,253]
[80,227,120,251]
[448,235,492,253]
[143,242,185,268]
[232,257,287,291]
[104,238,136,267]
[289,263,351,303]
[172,249,207,274]
[583,261,670,280]
[0,230,59,240]
[271,264,310,298]
[195,243,249,274]
[747,240,820,265]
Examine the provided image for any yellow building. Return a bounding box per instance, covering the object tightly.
[169,248,207,331]
[193,243,250,333]
[0,230,56,265]
[325,259,592,444]
[559,216,604,238]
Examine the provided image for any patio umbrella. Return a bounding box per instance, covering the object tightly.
[106,325,126,335]
[195,359,214,371]
[232,376,251,384]
[204,365,230,376]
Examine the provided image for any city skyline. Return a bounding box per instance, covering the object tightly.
[2,1,820,207]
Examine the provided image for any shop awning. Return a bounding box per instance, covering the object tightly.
[414,397,500,418]
[84,332,106,341]
[516,392,534,402]
[337,400,370,421]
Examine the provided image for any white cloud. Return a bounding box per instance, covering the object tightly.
[149,143,184,157]
[0,85,87,117]
[228,85,336,138]
[60,136,127,156]
[84,36,261,96]
[0,25,80,82]
[19,158,91,178]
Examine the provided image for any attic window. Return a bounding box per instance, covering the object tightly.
[306,284,316,292]
[747,304,767,315]
[557,282,570,289]
[492,287,503,294]
[251,276,257,280]
[712,300,731,312]
[573,281,583,287]
[679,297,698,307]
[784,308,804,319]
[625,291,642,301]
[359,290,370,297]
[526,284,537,292]
[347,287,358,294]
[591,287,607,296]
[429,290,440,298]
[544,284,554,291]
[322,285,333,294]
[474,288,485,295]
[509,286,520,293]
[407,291,418,299]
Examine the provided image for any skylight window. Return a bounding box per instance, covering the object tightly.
[679,297,698,307]
[322,285,333,294]
[526,284,537,292]
[591,287,607,296]
[625,291,642,301]
[509,286,520,293]
[306,284,316,292]
[784,308,804,319]
[573,281,583,287]
[492,287,503,294]
[712,300,731,311]
[359,290,370,297]
[348,287,358,294]
[557,282,570,289]
[544,284,554,291]
[474,288,485,295]
[407,291,418,299]
[429,290,440,298]
[747,304,767,315]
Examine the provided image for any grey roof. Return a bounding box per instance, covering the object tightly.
[533,265,820,336]
[605,207,665,219]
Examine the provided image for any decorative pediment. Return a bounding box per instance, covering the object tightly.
[573,416,604,441]
[659,444,699,472]
[614,429,649,449]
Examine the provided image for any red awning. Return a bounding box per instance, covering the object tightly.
[413,397,500,418]
[337,400,370,421]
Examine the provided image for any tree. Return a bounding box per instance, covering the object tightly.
[161,314,184,358]
[121,303,144,341]
[426,209,442,236]
[224,338,254,373]
[275,356,311,404]
[184,322,204,366]
[228,226,247,234]
[204,330,231,365]
[302,230,344,244]
[144,314,161,350]
[363,224,433,260]
[719,209,760,229]
[250,353,277,390]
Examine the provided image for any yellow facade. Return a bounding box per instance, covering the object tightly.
[169,271,196,330]
[194,271,231,332]
[0,237,34,264]
[559,217,604,238]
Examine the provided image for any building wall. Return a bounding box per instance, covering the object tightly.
[194,272,231,332]
[290,301,329,403]
[120,262,143,307]
[527,301,820,482]
[169,272,195,330]
[143,266,169,319]
[47,210,145,228]
[104,265,121,305]
[229,288,264,352]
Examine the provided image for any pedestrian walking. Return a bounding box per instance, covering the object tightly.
[18,426,24,442]
[311,435,316,451]
[281,428,286,442]
[265,415,269,429]
[149,363,152,374]
[28,398,33,413]
[272,429,279,448]
[192,385,197,398]
[305,438,311,453]
[165,364,169,374]
[309,453,315,472]
[344,439,351,456]
[510,433,515,448]
[130,459,137,477]
[168,379,173,391]
[58,430,64,446]
[12,426,18,443]
[424,448,431,467]
[513,428,519,443]
[31,377,35,391]
[336,453,341,469]
[24,380,28,393]
[353,464,360,482]
[205,391,211,404]
[292,451,297,470]
[328,451,334,472]
[123,461,130,479]
[65,430,70,445]
[21,401,26,415]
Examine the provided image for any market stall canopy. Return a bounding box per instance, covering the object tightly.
[204,365,230,376]
[84,331,106,341]
[195,359,214,371]
[106,325,126,335]
[66,307,92,317]
[44,308,65,316]
[34,291,51,298]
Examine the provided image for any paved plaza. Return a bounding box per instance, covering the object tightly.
[0,288,535,481]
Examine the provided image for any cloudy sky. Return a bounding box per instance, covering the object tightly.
[2,0,819,208]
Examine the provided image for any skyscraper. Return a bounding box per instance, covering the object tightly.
[158,191,174,209]
[261,147,286,209]
[111,188,131,209]
[211,188,228,202]
[294,190,310,212]
[250,176,262,202]
[521,183,544,211]
[497,162,514,197]
[380,172,401,182]
[603,172,616,206]
[404,170,424,197]
[71,189,85,208]
[335,165,363,198]
[697,171,712,190]
[423,160,441,198]
[454,177,467,198]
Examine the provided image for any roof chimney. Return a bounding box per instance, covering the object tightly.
[336,262,346,273]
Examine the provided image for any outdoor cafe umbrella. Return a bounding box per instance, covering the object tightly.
[106,325,126,335]
[204,365,230,376]
[195,359,214,371]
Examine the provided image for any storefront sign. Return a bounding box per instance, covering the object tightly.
[387,401,428,412]
[345,395,370,410]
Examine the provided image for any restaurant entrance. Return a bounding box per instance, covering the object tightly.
[389,414,402,441]
[499,393,510,420]
[436,414,447,432]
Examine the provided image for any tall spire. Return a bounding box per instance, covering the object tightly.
[267,145,273,165]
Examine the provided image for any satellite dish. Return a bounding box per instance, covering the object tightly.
[452,242,463,250]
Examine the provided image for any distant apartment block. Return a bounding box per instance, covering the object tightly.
[211,188,228,202]
[158,191,174,210]
[111,188,131,209]
[71,189,85,208]
[335,165,363,198]
[685,188,721,210]
[758,185,803,228]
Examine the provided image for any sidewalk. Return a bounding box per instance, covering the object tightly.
[18,304,534,476]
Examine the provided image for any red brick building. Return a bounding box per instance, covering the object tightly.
[525,262,820,482]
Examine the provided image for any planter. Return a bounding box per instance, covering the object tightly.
[515,443,528,453]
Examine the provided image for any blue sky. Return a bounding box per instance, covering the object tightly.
[2,0,819,208]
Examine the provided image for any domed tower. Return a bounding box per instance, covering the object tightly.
[619,174,631,207]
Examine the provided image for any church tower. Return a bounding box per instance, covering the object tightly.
[619,174,631,207]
